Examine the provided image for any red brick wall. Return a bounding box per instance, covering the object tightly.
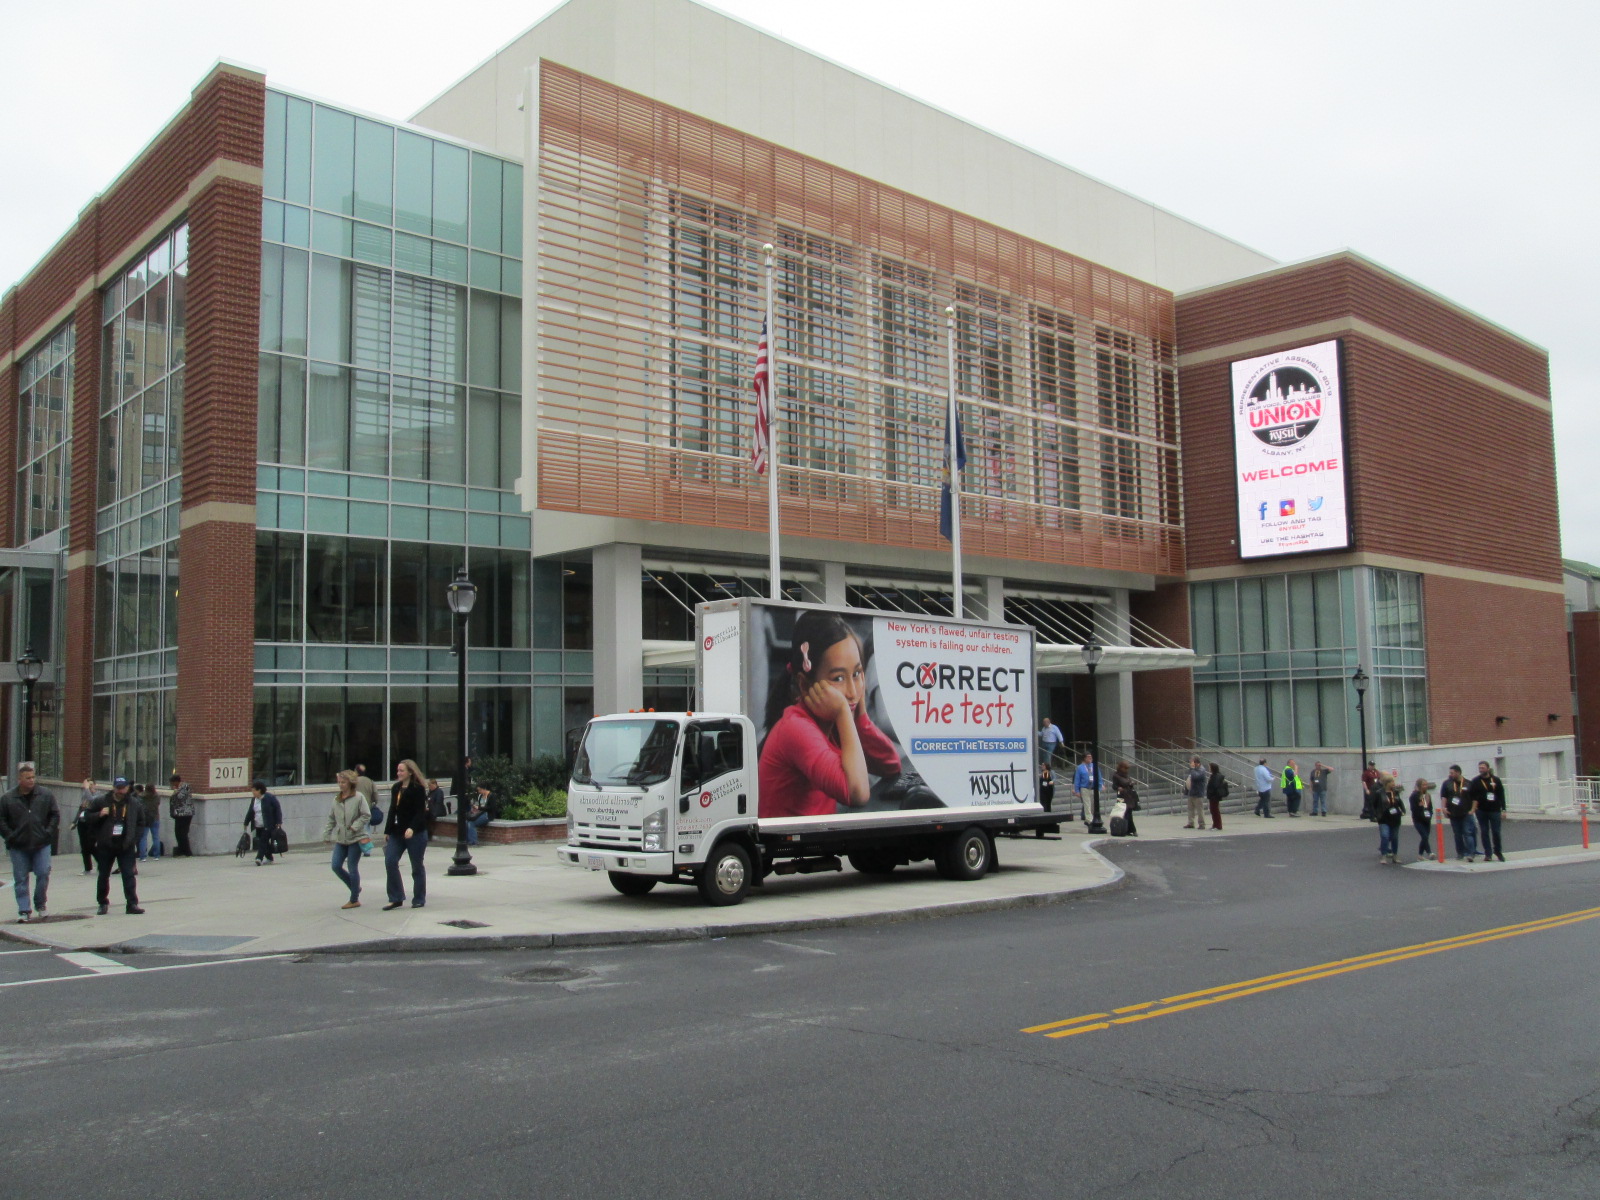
[1130,582,1195,744]
[1178,255,1549,400]
[1570,612,1600,773]
[1423,574,1570,747]
[176,163,265,790]
[0,64,266,781]
[1178,331,1561,582]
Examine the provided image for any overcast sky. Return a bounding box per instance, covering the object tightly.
[3,0,1596,561]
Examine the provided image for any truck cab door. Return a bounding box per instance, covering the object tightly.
[674,720,750,862]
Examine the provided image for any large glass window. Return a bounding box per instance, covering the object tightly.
[1193,568,1359,749]
[15,323,74,544]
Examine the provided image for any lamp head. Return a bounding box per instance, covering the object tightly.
[446,567,478,616]
[1082,636,1104,670]
[16,646,42,685]
[1351,665,1368,696]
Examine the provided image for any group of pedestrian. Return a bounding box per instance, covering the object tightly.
[1250,758,1333,818]
[1367,761,1506,865]
[1,769,161,919]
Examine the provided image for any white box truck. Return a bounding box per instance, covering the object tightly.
[557,598,1057,905]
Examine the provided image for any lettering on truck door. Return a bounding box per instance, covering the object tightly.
[677,720,748,861]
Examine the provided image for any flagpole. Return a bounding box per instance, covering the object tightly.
[764,243,780,600]
[945,304,963,619]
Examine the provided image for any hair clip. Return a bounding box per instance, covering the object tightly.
[799,641,811,672]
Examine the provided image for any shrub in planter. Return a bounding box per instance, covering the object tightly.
[499,787,568,821]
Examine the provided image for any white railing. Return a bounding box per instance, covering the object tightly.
[1504,778,1588,816]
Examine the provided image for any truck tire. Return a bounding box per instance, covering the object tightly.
[608,872,657,896]
[848,849,898,876]
[697,841,752,906]
[935,827,992,881]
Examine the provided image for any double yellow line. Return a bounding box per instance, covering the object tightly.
[1023,904,1600,1040]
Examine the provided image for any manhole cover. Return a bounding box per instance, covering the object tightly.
[441,919,490,929]
[508,965,592,984]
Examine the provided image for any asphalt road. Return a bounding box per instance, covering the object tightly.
[2,820,1597,1199]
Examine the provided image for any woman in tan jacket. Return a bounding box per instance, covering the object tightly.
[324,770,371,909]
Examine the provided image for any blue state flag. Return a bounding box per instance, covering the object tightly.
[938,403,967,542]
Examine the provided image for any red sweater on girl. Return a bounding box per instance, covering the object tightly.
[758,704,901,818]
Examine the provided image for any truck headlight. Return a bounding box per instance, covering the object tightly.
[642,807,667,852]
[566,811,576,843]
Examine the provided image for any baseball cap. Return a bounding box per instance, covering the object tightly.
[113,776,130,788]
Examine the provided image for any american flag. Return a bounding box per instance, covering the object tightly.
[751,317,771,475]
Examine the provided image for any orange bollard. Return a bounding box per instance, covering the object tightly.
[1436,811,1446,864]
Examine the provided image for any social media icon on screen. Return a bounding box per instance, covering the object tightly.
[1279,499,1296,517]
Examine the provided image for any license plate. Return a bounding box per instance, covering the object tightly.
[585,855,606,871]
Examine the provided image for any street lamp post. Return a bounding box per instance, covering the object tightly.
[1352,666,1370,816]
[16,646,43,764]
[446,568,478,877]
[1083,635,1106,834]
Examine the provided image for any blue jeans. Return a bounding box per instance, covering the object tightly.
[138,819,161,860]
[1477,811,1503,859]
[466,811,491,845]
[1378,824,1398,857]
[1310,787,1327,815]
[331,842,363,901]
[1450,815,1477,858]
[8,846,50,914]
[384,830,428,905]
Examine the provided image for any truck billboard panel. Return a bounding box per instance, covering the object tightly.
[730,600,1037,821]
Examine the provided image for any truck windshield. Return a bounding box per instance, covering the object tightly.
[572,720,680,788]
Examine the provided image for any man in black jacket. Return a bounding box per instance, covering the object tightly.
[1466,761,1507,864]
[87,777,144,915]
[0,762,60,922]
[246,780,284,865]
[1440,764,1476,862]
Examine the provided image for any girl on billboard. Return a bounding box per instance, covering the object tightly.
[758,610,901,818]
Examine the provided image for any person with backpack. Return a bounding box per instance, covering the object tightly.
[168,773,195,856]
[1205,762,1229,830]
[324,770,371,909]
[1376,778,1405,864]
[1280,759,1304,817]
[1110,761,1139,837]
[86,778,144,914]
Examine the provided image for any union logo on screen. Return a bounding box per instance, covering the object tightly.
[1245,367,1324,447]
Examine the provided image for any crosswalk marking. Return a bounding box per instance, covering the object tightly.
[58,951,136,974]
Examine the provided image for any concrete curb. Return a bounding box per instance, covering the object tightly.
[1405,851,1600,874]
[1,839,1126,957]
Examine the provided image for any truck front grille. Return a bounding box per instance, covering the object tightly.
[574,821,643,850]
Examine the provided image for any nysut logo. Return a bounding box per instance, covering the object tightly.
[1243,364,1327,447]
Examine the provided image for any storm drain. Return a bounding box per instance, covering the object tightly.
[441,919,490,929]
[507,965,592,984]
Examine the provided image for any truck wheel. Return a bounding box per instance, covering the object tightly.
[608,872,657,896]
[697,842,752,906]
[936,827,992,881]
[848,850,897,875]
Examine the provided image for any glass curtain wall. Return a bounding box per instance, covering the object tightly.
[1192,569,1360,749]
[253,91,532,785]
[16,324,75,546]
[1192,566,1429,749]
[91,224,187,781]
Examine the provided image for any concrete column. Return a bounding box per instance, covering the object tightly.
[1096,589,1136,747]
[972,576,1006,623]
[592,543,643,715]
[821,561,847,606]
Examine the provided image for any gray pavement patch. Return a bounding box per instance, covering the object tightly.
[118,935,255,952]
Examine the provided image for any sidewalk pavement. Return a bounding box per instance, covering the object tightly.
[1406,843,1600,873]
[1,814,1368,957]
